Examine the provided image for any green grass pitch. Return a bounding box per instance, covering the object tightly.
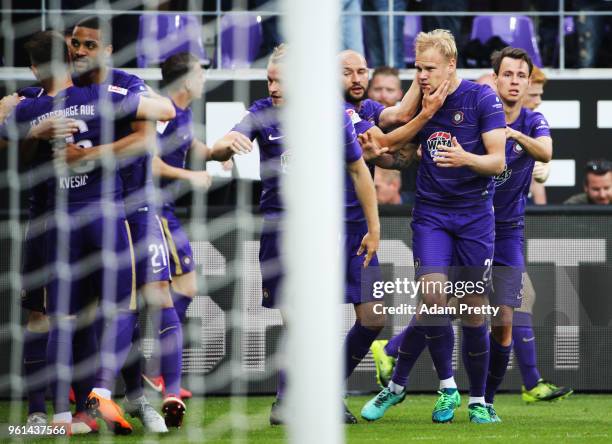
[2,394,611,443]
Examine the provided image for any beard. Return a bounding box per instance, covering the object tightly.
[344,88,364,104]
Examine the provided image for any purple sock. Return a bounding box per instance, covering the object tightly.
[47,318,76,414]
[462,324,490,398]
[72,323,99,413]
[384,323,413,359]
[390,317,427,387]
[23,329,48,415]
[276,369,287,400]
[95,311,137,390]
[512,312,540,390]
[424,319,455,380]
[159,307,183,396]
[344,321,380,379]
[121,323,145,400]
[485,336,512,404]
[171,291,192,323]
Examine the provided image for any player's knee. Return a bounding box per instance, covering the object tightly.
[141,280,173,308]
[491,325,512,346]
[356,302,386,329]
[171,272,197,298]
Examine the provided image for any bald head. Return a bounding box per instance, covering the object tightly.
[341,50,369,104]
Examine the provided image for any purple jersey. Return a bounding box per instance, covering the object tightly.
[232,98,363,224]
[493,108,550,224]
[16,86,50,217]
[1,84,140,211]
[344,98,384,177]
[416,80,505,210]
[157,101,193,211]
[493,108,550,225]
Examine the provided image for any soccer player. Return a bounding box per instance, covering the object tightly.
[66,16,185,429]
[482,47,553,421]
[362,29,506,424]
[213,44,381,425]
[0,30,175,434]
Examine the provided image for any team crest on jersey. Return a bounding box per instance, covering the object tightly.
[494,164,512,186]
[426,131,452,158]
[451,111,464,125]
[513,143,524,155]
[346,108,362,125]
[280,150,291,174]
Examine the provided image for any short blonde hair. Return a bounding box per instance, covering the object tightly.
[530,65,548,85]
[415,29,457,61]
[268,43,287,66]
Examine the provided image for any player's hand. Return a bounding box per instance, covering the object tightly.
[221,159,234,171]
[357,230,380,268]
[421,80,450,119]
[61,143,88,165]
[229,133,253,155]
[433,137,470,168]
[532,160,550,183]
[29,117,79,140]
[505,126,521,140]
[189,170,212,189]
[358,131,389,161]
[0,93,20,121]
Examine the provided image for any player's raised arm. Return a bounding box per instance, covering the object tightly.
[136,95,176,121]
[378,74,421,128]
[347,156,380,267]
[151,155,212,189]
[505,128,552,163]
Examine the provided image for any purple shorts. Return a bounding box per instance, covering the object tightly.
[160,209,195,277]
[259,224,381,309]
[127,209,171,287]
[20,216,49,313]
[411,203,495,291]
[45,213,135,315]
[490,225,525,308]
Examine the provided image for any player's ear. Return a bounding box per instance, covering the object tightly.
[104,44,113,57]
[448,57,456,75]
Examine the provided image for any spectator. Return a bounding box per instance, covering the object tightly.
[342,0,365,55]
[368,66,403,107]
[422,0,468,66]
[565,159,612,205]
[362,0,407,68]
[525,66,550,204]
[573,0,612,67]
[368,66,417,204]
[375,167,405,204]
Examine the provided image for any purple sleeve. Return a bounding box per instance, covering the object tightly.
[231,109,258,140]
[343,111,362,164]
[477,85,506,133]
[113,90,141,120]
[371,100,385,126]
[0,104,28,140]
[126,76,148,96]
[529,112,551,139]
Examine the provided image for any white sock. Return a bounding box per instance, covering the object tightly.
[92,388,112,400]
[388,381,404,394]
[469,396,485,406]
[439,377,457,390]
[53,411,72,424]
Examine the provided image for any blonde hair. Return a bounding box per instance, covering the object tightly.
[415,29,457,61]
[268,43,287,66]
[530,65,548,85]
[375,167,401,184]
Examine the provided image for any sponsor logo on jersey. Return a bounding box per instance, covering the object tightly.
[494,165,512,186]
[108,85,128,95]
[426,131,451,158]
[156,120,170,134]
[451,111,464,125]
